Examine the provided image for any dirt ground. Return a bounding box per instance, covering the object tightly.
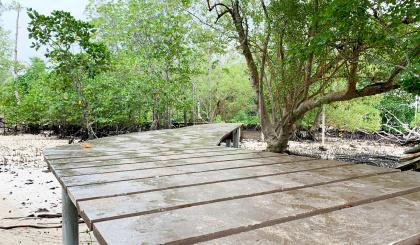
[241,137,407,168]
[0,134,97,245]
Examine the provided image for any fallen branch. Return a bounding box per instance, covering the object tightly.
[3,213,62,220]
[0,224,63,230]
[0,220,84,230]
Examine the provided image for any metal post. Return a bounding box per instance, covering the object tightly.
[233,128,240,148]
[62,189,79,245]
[226,139,231,147]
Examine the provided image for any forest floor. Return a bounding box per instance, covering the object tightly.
[0,132,408,244]
[0,134,97,245]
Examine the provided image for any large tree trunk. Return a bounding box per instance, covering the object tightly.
[266,117,295,152]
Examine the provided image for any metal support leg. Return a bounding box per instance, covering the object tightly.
[233,128,240,148]
[62,189,79,245]
[226,139,231,147]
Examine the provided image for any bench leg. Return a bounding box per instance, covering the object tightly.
[226,139,231,147]
[62,189,79,245]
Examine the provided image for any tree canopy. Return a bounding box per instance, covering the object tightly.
[206,0,419,151]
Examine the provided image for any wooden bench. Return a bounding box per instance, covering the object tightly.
[43,123,420,245]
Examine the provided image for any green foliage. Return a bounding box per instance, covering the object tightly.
[326,96,382,132]
[86,0,202,126]
[0,17,11,83]
[411,115,420,127]
[230,110,259,126]
[194,59,255,123]
[27,8,110,79]
[379,90,416,132]
[399,74,420,95]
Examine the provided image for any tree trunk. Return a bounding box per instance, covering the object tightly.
[183,109,187,127]
[72,75,95,140]
[150,98,159,130]
[165,106,171,129]
[266,125,294,153]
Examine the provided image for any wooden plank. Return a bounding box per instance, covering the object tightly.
[78,164,396,228]
[55,153,306,177]
[45,146,235,160]
[202,191,420,245]
[49,147,244,165]
[59,155,318,187]
[67,158,350,201]
[49,149,265,170]
[92,171,420,245]
[396,157,420,170]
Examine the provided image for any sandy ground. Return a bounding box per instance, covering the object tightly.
[0,134,97,245]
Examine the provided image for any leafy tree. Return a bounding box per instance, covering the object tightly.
[27,9,110,138]
[87,0,198,128]
[0,58,49,124]
[206,0,419,152]
[194,58,255,123]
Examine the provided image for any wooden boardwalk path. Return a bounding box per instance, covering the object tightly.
[43,123,420,245]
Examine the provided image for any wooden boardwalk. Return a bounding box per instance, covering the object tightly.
[43,123,420,245]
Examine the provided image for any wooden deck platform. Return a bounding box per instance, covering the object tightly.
[43,123,420,245]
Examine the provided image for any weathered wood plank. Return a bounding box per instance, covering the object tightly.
[78,163,396,228]
[59,153,295,186]
[50,149,263,170]
[67,158,348,201]
[202,191,420,245]
[56,154,308,177]
[45,146,235,160]
[50,147,245,165]
[396,156,420,170]
[92,171,420,245]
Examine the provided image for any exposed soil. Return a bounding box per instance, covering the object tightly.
[0,134,97,244]
[241,137,407,168]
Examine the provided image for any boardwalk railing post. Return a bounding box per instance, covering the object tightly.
[233,128,240,148]
[62,189,79,245]
[226,138,231,147]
